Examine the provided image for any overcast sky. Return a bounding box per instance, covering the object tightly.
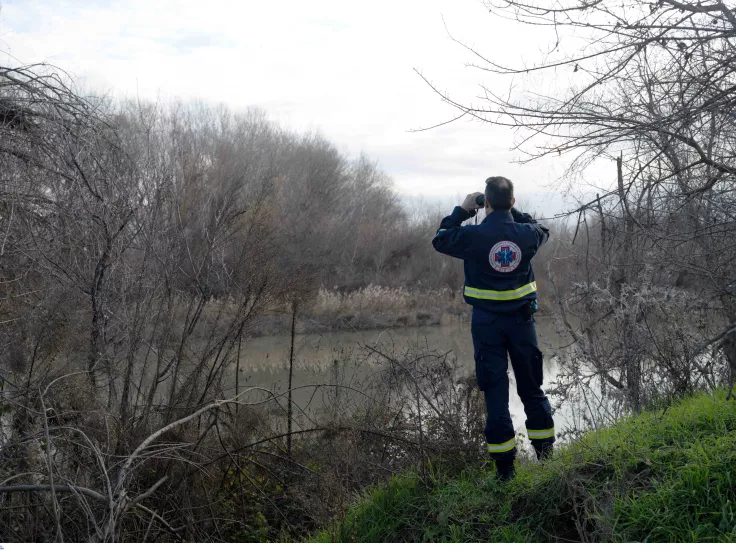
[0,0,600,216]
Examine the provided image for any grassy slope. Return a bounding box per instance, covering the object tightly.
[313,390,736,543]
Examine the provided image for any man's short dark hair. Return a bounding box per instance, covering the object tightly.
[484,176,514,210]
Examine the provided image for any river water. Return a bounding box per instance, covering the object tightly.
[233,317,575,442]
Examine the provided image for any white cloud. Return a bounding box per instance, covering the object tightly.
[0,0,600,216]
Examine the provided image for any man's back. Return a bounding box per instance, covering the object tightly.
[432,206,549,313]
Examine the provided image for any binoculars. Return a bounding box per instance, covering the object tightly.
[475,194,485,207]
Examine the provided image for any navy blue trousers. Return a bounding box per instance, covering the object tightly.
[471,308,555,460]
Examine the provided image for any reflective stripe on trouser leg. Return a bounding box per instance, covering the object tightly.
[527,428,555,440]
[487,437,516,454]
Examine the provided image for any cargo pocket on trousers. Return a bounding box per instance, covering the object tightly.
[475,351,505,391]
[532,346,544,387]
[474,350,497,392]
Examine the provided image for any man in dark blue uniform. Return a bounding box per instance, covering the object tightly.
[432,176,554,480]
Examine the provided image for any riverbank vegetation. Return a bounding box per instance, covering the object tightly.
[315,390,736,543]
[0,59,496,542]
[248,285,470,335]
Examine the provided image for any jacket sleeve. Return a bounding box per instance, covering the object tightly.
[511,207,550,247]
[432,206,475,260]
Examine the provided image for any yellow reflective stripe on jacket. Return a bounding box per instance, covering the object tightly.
[464,281,537,301]
[528,427,555,439]
[487,437,516,453]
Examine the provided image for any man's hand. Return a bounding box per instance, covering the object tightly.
[461,192,483,213]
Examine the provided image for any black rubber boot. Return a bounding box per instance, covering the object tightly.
[494,456,516,481]
[534,442,554,462]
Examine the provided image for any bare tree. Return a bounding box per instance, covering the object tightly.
[418,0,736,412]
[0,60,484,542]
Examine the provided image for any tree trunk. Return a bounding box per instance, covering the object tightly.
[287,301,297,457]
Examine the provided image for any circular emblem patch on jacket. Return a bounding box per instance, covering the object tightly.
[489,241,522,273]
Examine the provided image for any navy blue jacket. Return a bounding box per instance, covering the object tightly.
[432,206,549,313]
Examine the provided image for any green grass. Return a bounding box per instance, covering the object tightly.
[312,390,736,542]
